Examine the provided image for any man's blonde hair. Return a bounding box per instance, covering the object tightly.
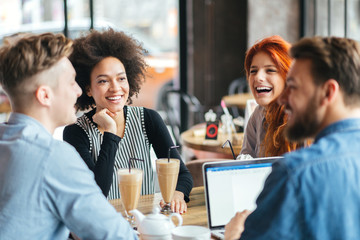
[0,33,73,107]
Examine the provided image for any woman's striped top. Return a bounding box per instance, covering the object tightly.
[75,106,154,199]
[63,106,193,202]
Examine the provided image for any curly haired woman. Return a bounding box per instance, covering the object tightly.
[63,29,193,214]
[239,35,300,158]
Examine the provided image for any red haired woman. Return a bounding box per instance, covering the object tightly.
[239,35,298,157]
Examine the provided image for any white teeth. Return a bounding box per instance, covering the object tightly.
[256,87,272,91]
[107,96,122,100]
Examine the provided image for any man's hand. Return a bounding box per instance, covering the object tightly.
[224,210,251,240]
[159,191,187,214]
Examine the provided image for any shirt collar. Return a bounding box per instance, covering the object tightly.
[7,112,50,135]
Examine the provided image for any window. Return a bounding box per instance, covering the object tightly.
[0,0,179,110]
[302,0,360,40]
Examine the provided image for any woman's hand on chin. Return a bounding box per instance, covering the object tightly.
[93,108,117,134]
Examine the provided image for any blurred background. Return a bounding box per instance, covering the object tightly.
[1,0,360,145]
[0,0,179,110]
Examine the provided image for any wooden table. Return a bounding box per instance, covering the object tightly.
[109,186,208,227]
[222,92,254,109]
[181,124,243,159]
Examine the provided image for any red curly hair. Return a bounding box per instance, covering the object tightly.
[244,35,297,156]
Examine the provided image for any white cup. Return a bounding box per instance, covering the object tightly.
[172,225,211,240]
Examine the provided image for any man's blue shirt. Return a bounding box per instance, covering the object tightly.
[241,118,360,240]
[0,113,137,239]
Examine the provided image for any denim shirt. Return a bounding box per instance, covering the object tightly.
[0,113,137,240]
[241,118,360,240]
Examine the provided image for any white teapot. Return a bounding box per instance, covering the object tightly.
[130,207,183,240]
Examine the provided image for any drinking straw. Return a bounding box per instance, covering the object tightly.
[168,145,180,162]
[221,100,237,133]
[222,140,236,160]
[128,158,144,173]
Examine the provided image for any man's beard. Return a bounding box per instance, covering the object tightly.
[285,94,320,142]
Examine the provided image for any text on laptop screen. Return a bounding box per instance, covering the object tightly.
[206,163,272,227]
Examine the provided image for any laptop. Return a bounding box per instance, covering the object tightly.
[202,157,283,239]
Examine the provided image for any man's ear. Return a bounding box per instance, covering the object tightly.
[35,85,53,107]
[321,79,339,105]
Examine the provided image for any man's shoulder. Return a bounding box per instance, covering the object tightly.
[42,138,82,166]
[45,139,92,183]
[280,136,357,176]
[273,144,323,178]
[50,138,79,154]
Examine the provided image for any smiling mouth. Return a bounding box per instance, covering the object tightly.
[106,96,122,101]
[256,87,272,93]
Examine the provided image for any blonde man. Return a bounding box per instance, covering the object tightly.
[0,33,137,239]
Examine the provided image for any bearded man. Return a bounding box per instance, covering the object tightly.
[225,36,360,240]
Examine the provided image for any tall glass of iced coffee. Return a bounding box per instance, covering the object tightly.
[156,158,180,214]
[117,168,143,227]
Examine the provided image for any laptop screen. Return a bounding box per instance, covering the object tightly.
[203,157,282,229]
